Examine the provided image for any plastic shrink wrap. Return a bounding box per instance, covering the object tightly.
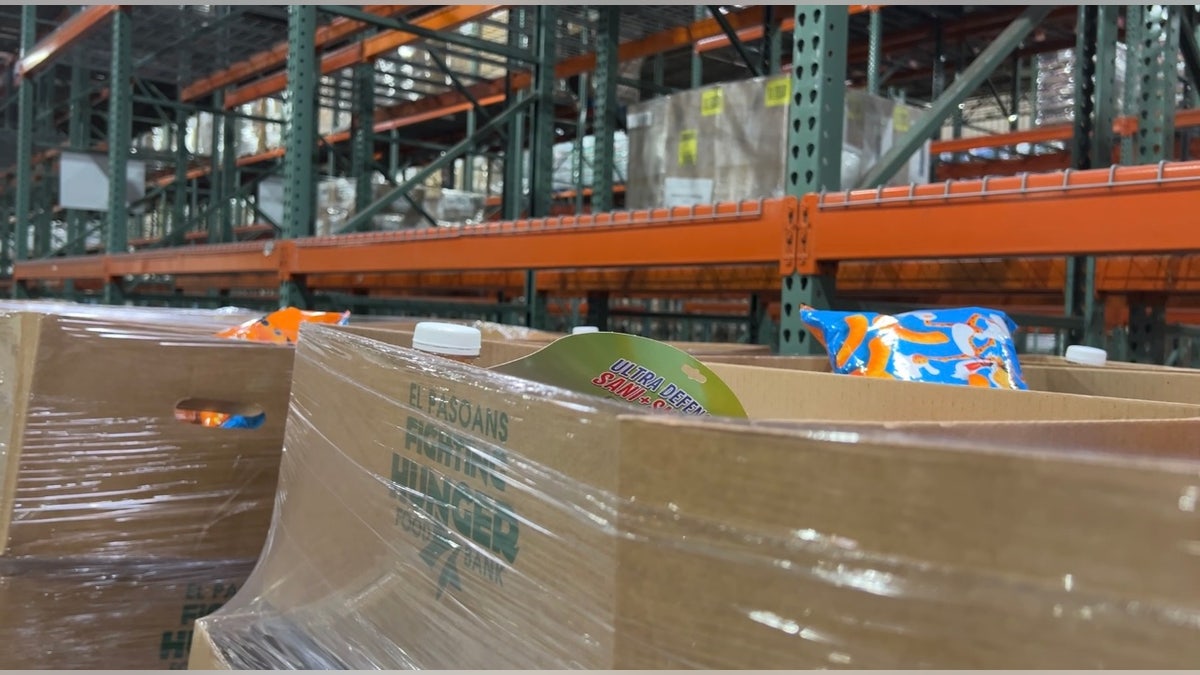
[626,75,930,210]
[0,306,294,669]
[192,325,1200,669]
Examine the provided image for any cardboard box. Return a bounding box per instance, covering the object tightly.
[699,354,1200,407]
[0,308,291,669]
[0,311,293,561]
[193,326,1200,668]
[0,557,254,669]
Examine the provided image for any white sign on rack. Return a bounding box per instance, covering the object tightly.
[663,177,714,208]
[257,176,286,226]
[58,151,146,212]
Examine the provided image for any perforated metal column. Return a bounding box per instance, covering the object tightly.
[1120,5,1178,362]
[1124,5,1181,164]
[592,7,620,213]
[105,8,133,304]
[280,4,318,309]
[67,60,89,256]
[1066,5,1119,349]
[172,107,189,235]
[13,5,35,273]
[351,62,375,213]
[778,6,847,356]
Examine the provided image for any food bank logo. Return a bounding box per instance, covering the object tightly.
[392,411,520,599]
[418,522,463,599]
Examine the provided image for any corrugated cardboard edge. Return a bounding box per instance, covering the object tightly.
[186,620,231,670]
[0,313,42,551]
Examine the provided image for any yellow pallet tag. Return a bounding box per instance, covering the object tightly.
[765,76,791,108]
[893,105,912,133]
[700,88,724,117]
[678,129,698,166]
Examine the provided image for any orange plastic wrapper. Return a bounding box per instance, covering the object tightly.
[217,307,351,345]
[182,307,351,428]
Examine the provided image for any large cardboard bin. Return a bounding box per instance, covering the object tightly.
[191,326,1200,669]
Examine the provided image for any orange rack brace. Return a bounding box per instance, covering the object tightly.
[789,160,1200,275]
[14,198,793,283]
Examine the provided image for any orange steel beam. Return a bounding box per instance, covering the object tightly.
[181,5,414,102]
[14,199,791,284]
[13,242,284,282]
[837,256,1200,295]
[31,252,1200,300]
[14,5,119,82]
[930,110,1200,155]
[285,199,791,276]
[223,5,500,109]
[792,161,1200,274]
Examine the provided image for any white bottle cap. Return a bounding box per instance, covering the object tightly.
[1064,345,1107,367]
[572,326,600,335]
[412,322,482,357]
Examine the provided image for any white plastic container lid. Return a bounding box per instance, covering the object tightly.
[1064,345,1107,367]
[572,326,600,335]
[412,322,482,357]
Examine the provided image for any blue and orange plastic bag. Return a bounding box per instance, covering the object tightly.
[799,306,1028,390]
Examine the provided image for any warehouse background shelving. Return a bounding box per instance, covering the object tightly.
[0,5,1199,363]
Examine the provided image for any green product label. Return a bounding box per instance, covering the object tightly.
[491,332,748,418]
[159,580,241,668]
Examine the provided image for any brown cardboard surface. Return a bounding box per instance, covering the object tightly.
[0,557,254,669]
[0,312,292,560]
[608,415,1200,668]
[699,354,1200,407]
[193,326,1200,669]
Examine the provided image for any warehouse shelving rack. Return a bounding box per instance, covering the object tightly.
[1,5,1199,362]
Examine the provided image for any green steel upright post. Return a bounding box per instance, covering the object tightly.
[592,6,619,214]
[778,6,847,356]
[1124,4,1180,165]
[464,108,476,193]
[105,8,132,304]
[1066,5,1118,350]
[280,4,318,309]
[762,6,782,75]
[1009,55,1021,130]
[218,93,238,243]
[32,163,48,259]
[951,45,965,141]
[867,8,883,96]
[172,106,189,234]
[573,72,587,214]
[13,5,35,272]
[351,62,375,213]
[1122,5,1179,363]
[503,7,527,220]
[388,128,400,180]
[528,6,557,218]
[67,59,90,257]
[691,5,705,88]
[526,6,557,328]
[32,66,54,260]
[208,92,223,239]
